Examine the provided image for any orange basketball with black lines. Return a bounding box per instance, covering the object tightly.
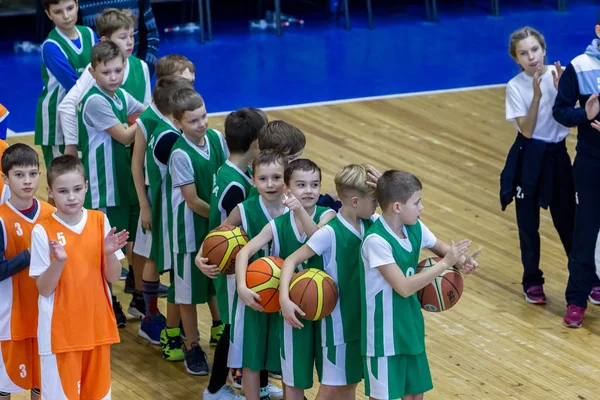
[289,268,338,321]
[417,257,464,312]
[202,225,249,275]
[246,256,284,313]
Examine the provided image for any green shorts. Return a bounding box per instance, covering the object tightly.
[280,318,319,389]
[317,341,362,387]
[102,204,139,245]
[170,252,215,305]
[215,274,236,325]
[40,145,65,169]
[228,295,281,373]
[363,352,433,399]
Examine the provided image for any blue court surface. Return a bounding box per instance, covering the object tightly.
[0,0,598,133]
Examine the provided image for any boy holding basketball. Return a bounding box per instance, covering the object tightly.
[359,170,479,400]
[29,155,128,399]
[165,88,227,375]
[0,144,55,400]
[278,163,380,400]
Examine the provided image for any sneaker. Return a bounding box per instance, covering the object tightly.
[524,285,546,304]
[160,327,185,361]
[589,287,600,305]
[202,385,245,399]
[563,304,585,328]
[184,343,209,375]
[259,386,270,400]
[124,268,135,294]
[128,292,145,319]
[268,372,281,380]
[228,368,243,389]
[112,297,126,328]
[211,323,225,346]
[120,267,128,280]
[158,283,168,298]
[138,315,165,345]
[267,382,283,400]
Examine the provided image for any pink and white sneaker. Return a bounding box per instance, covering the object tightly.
[524,285,546,304]
[588,287,600,305]
[563,304,585,328]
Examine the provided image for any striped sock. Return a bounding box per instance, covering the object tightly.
[142,279,160,317]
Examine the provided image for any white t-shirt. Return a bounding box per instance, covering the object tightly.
[29,209,125,278]
[505,65,570,143]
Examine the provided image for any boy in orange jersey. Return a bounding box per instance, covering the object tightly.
[29,155,128,399]
[0,144,54,400]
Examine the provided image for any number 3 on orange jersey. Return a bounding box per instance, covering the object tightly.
[19,364,27,378]
[14,222,23,236]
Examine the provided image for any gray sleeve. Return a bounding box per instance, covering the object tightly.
[83,96,121,132]
[169,150,195,188]
[124,90,145,114]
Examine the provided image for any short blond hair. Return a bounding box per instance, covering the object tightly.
[95,8,137,38]
[334,164,375,199]
[156,55,196,80]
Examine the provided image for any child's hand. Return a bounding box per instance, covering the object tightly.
[140,205,152,231]
[459,247,482,275]
[283,190,302,211]
[551,61,563,90]
[443,239,472,268]
[195,255,220,279]
[105,227,129,255]
[281,298,305,329]
[592,119,600,132]
[327,189,339,202]
[49,240,67,262]
[366,164,382,188]
[585,93,600,121]
[532,69,542,100]
[238,286,264,312]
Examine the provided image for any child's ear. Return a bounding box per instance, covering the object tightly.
[100,36,108,42]
[596,24,600,39]
[174,120,183,131]
[47,186,53,199]
[1,173,8,185]
[84,180,89,194]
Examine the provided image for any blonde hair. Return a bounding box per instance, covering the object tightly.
[334,164,375,200]
[508,26,546,60]
[95,8,137,38]
[156,55,196,80]
[171,88,204,121]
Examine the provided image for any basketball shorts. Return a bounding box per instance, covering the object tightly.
[363,352,433,399]
[280,318,318,389]
[101,205,140,248]
[171,252,215,305]
[215,274,237,325]
[133,216,152,258]
[228,296,281,373]
[317,341,362,387]
[40,344,111,400]
[0,339,40,393]
[40,145,65,169]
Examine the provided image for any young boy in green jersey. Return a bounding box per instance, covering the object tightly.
[60,7,152,157]
[232,156,336,400]
[196,108,265,400]
[35,0,98,168]
[279,163,380,400]
[129,76,193,358]
[166,88,227,375]
[359,170,480,400]
[77,40,145,328]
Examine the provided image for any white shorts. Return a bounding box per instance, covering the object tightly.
[133,216,152,258]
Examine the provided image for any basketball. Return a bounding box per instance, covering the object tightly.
[127,111,142,127]
[246,256,284,313]
[201,224,249,275]
[417,257,464,312]
[289,268,338,321]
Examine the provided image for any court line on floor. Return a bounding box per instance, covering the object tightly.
[7,83,506,137]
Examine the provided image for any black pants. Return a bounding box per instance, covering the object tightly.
[515,145,575,291]
[565,154,600,308]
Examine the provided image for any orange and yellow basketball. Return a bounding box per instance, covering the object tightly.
[202,224,249,275]
[289,268,338,321]
[246,256,284,313]
[416,257,464,312]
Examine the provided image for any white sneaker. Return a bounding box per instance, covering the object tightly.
[268,371,282,380]
[203,385,245,400]
[268,382,283,400]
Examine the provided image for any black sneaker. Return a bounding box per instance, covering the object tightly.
[124,268,135,294]
[184,343,209,375]
[128,292,145,319]
[112,297,127,328]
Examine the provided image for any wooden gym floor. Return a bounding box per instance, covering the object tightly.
[10,86,599,399]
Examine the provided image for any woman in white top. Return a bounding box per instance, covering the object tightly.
[501,26,575,305]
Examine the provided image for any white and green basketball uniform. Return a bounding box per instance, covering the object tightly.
[360,218,437,399]
[35,26,95,167]
[165,130,226,304]
[137,104,163,144]
[121,56,151,105]
[228,195,288,372]
[144,117,180,271]
[77,86,140,240]
[210,160,253,325]
[272,206,335,390]
[301,214,376,388]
